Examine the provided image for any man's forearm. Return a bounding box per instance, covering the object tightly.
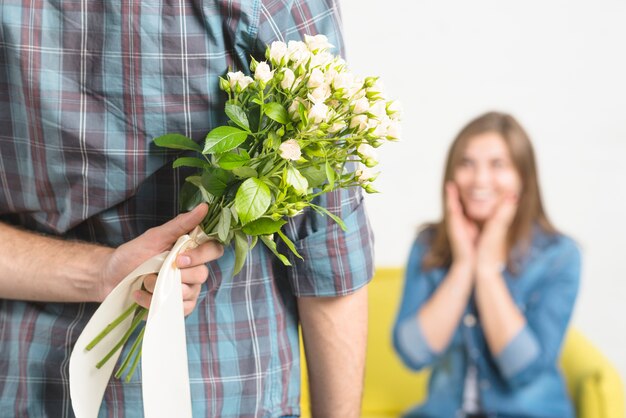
[0,222,112,302]
[297,286,368,418]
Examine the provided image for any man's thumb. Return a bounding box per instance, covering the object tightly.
[157,203,209,242]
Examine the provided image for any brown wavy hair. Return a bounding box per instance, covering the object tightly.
[422,111,557,271]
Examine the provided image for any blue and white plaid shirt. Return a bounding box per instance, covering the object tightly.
[0,0,374,416]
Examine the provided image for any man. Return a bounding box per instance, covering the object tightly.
[0,0,373,417]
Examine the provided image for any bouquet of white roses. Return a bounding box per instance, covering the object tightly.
[70,34,399,417]
[155,34,400,273]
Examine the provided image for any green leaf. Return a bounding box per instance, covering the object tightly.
[186,175,213,203]
[154,134,203,153]
[233,231,249,276]
[217,152,250,170]
[179,180,205,212]
[242,218,287,236]
[304,143,326,157]
[298,102,308,125]
[235,178,272,224]
[300,165,327,188]
[286,166,309,195]
[264,131,281,151]
[260,235,292,266]
[202,168,233,198]
[230,205,239,223]
[173,157,210,169]
[325,161,335,189]
[225,103,250,131]
[204,126,248,154]
[265,102,289,125]
[276,230,303,260]
[309,203,347,231]
[249,235,258,251]
[217,207,231,242]
[232,166,258,178]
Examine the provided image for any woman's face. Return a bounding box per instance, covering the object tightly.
[453,132,522,224]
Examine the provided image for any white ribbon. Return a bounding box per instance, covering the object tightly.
[69,226,210,418]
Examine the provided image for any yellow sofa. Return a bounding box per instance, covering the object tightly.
[300,268,625,418]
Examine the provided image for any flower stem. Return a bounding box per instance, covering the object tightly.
[115,325,146,381]
[114,317,145,378]
[124,328,146,382]
[85,303,138,351]
[95,308,147,369]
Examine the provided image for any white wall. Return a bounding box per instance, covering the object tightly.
[341,0,626,391]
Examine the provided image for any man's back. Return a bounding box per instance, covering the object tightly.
[0,1,373,416]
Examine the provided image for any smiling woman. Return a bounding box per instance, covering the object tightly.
[393,111,580,417]
[425,112,556,271]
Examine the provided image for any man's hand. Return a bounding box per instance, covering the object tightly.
[0,204,222,309]
[100,203,224,315]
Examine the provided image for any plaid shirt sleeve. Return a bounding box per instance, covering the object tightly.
[253,0,375,297]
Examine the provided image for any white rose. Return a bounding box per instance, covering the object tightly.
[309,51,334,68]
[288,98,308,121]
[308,84,331,103]
[304,34,334,52]
[227,71,244,89]
[347,77,364,98]
[386,119,401,140]
[352,97,370,114]
[254,61,274,83]
[278,139,302,161]
[288,100,300,120]
[367,79,385,99]
[369,116,390,137]
[350,115,368,132]
[239,76,254,90]
[324,68,338,85]
[355,166,379,183]
[332,72,353,91]
[280,68,295,90]
[387,100,403,120]
[227,71,254,91]
[328,121,346,133]
[333,58,347,71]
[368,100,387,120]
[357,143,378,162]
[269,41,287,64]
[307,68,325,88]
[308,102,329,124]
[287,40,310,66]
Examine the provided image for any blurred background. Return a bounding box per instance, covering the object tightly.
[340,0,626,395]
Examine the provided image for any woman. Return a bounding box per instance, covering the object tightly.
[393,112,580,417]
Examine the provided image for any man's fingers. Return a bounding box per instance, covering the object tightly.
[181,283,202,302]
[164,203,209,239]
[177,241,224,268]
[134,289,152,310]
[142,274,157,293]
[180,264,209,285]
[144,204,209,248]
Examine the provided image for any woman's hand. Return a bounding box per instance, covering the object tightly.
[476,193,518,277]
[445,182,479,271]
[100,203,224,315]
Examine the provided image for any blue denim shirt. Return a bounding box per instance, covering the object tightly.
[393,227,581,418]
